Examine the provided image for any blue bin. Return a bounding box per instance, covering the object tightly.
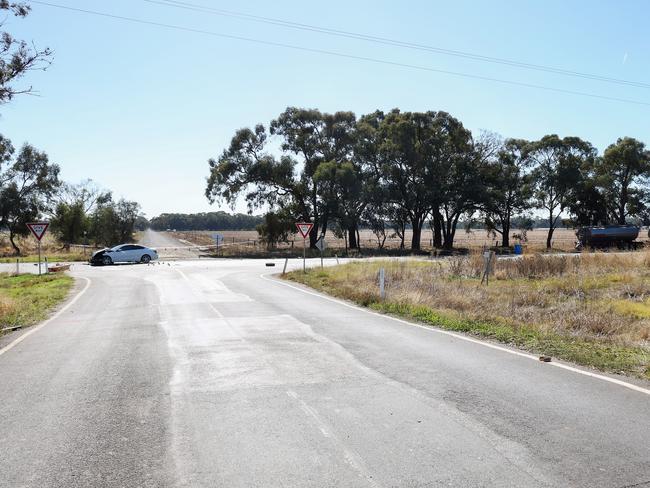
[513,244,522,255]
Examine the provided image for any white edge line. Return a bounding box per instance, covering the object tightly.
[261,272,650,397]
[0,276,92,358]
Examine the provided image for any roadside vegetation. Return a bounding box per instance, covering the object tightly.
[0,233,88,262]
[206,107,650,254]
[285,254,650,379]
[0,273,73,335]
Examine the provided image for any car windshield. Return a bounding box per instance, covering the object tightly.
[109,245,123,251]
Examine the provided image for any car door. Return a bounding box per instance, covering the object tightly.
[111,244,133,262]
[120,245,140,262]
[129,245,145,262]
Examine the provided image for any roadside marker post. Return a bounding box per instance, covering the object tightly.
[26,222,49,276]
[282,257,289,275]
[481,250,495,285]
[315,235,326,268]
[295,222,313,273]
[379,267,386,300]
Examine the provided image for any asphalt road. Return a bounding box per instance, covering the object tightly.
[0,232,648,487]
[139,228,202,260]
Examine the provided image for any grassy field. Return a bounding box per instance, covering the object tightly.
[172,228,650,254]
[0,273,74,334]
[285,253,650,379]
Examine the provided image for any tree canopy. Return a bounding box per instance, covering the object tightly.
[206,106,650,251]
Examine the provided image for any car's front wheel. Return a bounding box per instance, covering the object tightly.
[140,254,151,264]
[102,256,113,266]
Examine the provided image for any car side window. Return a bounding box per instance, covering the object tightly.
[121,245,136,251]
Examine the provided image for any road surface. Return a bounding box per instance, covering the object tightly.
[0,231,648,487]
[139,228,203,260]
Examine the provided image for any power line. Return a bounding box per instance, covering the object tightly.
[29,1,650,107]
[142,0,650,90]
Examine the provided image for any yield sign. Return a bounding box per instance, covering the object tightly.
[295,222,313,239]
[27,222,49,241]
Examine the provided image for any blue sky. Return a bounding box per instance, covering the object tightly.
[2,0,649,217]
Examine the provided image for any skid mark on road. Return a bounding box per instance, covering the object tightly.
[286,389,382,488]
[173,266,559,486]
[168,267,384,484]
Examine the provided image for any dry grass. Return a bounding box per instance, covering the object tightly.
[0,232,90,262]
[0,273,73,334]
[286,252,650,379]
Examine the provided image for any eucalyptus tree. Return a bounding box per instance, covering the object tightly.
[529,135,596,249]
[314,160,368,249]
[372,109,434,250]
[427,114,479,250]
[205,123,306,228]
[270,107,357,247]
[482,138,534,247]
[0,140,61,254]
[597,137,650,224]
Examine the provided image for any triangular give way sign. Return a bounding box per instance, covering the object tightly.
[295,222,313,239]
[27,222,49,241]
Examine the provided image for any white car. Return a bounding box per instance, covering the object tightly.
[101,244,158,265]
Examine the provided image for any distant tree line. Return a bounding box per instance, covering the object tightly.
[149,212,263,231]
[206,107,650,250]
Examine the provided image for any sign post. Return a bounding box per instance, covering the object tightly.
[26,222,49,276]
[295,222,313,273]
[212,233,224,255]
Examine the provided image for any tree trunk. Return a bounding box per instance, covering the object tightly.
[411,216,423,250]
[546,212,555,249]
[443,214,461,250]
[502,217,510,248]
[9,229,21,255]
[348,224,358,249]
[442,219,454,250]
[433,211,443,248]
[309,222,318,249]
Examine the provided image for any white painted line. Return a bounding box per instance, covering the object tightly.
[0,276,92,358]
[261,273,650,397]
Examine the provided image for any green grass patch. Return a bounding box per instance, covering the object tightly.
[285,266,650,380]
[0,273,74,333]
